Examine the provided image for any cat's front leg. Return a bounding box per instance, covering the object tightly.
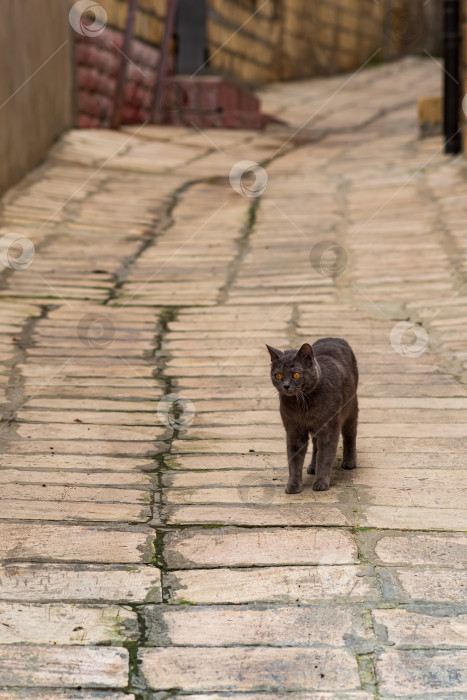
[307,437,317,474]
[313,424,340,491]
[285,427,308,494]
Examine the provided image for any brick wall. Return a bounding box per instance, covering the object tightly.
[206,0,281,84]
[101,0,168,46]
[205,0,383,83]
[280,0,384,79]
[206,0,441,85]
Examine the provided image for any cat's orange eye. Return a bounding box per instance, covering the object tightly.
[275,373,283,380]
[293,372,301,379]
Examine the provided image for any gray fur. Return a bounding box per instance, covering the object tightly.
[267,338,358,493]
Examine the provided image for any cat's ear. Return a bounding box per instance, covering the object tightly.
[266,344,283,361]
[297,343,314,361]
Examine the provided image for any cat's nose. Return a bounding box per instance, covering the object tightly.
[283,383,291,391]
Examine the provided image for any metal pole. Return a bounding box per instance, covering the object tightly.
[111,0,139,130]
[150,0,178,124]
[443,0,461,154]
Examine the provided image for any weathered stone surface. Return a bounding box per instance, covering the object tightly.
[144,604,369,647]
[163,527,357,568]
[5,440,160,455]
[165,504,349,526]
[352,468,465,489]
[0,693,133,700]
[373,609,467,648]
[165,485,343,504]
[359,486,467,509]
[0,499,150,522]
[0,524,153,563]
[0,455,151,471]
[376,650,467,696]
[17,410,160,426]
[0,645,128,687]
[140,647,362,692]
[0,564,161,602]
[0,603,138,644]
[374,533,467,567]
[150,695,372,700]
[0,484,149,505]
[395,569,467,602]
[359,506,467,531]
[0,469,151,487]
[166,565,379,604]
[16,423,165,441]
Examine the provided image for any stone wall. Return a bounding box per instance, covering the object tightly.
[0,0,73,195]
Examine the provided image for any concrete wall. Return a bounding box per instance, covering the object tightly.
[0,1,73,195]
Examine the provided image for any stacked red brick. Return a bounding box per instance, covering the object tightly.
[161,76,267,129]
[75,29,267,129]
[75,29,160,127]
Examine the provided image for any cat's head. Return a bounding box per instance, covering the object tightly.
[266,343,321,396]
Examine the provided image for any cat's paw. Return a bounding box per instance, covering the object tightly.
[341,459,357,470]
[285,481,302,494]
[312,477,330,491]
[307,464,316,474]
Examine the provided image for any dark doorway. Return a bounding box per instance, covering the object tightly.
[176,0,208,75]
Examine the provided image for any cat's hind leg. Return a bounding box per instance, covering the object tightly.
[306,437,317,474]
[341,398,358,470]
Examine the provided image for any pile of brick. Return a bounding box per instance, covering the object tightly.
[160,75,269,129]
[74,30,268,129]
[75,29,161,128]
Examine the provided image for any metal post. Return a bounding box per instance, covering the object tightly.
[443,0,461,154]
[111,0,139,130]
[150,0,178,124]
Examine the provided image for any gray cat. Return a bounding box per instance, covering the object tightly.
[266,338,358,493]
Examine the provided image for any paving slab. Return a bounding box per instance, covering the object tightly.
[140,646,362,692]
[373,609,467,648]
[375,650,467,696]
[163,526,358,568]
[0,603,138,644]
[0,645,129,687]
[144,604,370,647]
[0,563,161,603]
[166,565,379,604]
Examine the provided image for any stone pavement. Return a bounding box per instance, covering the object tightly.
[0,56,466,698]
